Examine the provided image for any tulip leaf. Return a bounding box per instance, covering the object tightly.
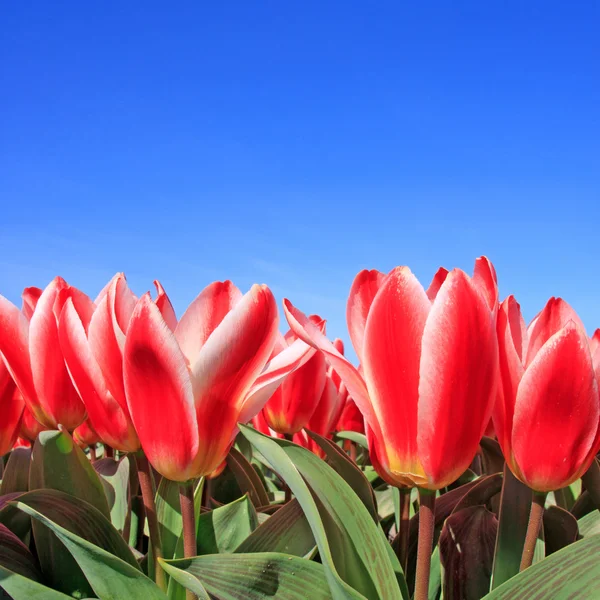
[240,424,404,600]
[490,465,532,589]
[439,506,498,600]
[14,501,168,599]
[428,545,442,600]
[0,492,30,541]
[161,552,333,600]
[479,437,505,476]
[197,493,258,554]
[483,534,600,598]
[0,564,74,600]
[581,458,600,511]
[542,505,578,555]
[306,430,378,522]
[226,447,270,508]
[0,523,42,581]
[155,477,183,561]
[578,510,600,537]
[0,448,31,496]
[335,431,368,450]
[235,498,315,556]
[93,455,131,533]
[451,473,503,514]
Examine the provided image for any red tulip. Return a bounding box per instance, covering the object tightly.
[123,280,317,481]
[0,278,87,430]
[0,364,24,456]
[73,419,101,449]
[19,404,48,442]
[259,317,328,435]
[591,329,600,383]
[284,257,499,490]
[494,297,600,492]
[336,398,365,434]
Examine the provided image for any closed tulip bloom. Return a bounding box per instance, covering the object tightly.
[123,281,318,481]
[260,318,328,435]
[0,278,87,430]
[284,257,499,490]
[73,419,101,449]
[495,297,600,492]
[19,404,48,443]
[57,274,172,452]
[0,364,24,456]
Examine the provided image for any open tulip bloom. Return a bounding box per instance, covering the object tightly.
[284,257,499,491]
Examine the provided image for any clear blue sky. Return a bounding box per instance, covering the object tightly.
[1,2,599,360]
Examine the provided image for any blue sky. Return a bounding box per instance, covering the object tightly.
[1,2,599,360]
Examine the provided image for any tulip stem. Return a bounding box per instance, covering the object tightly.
[349,442,357,463]
[283,434,293,503]
[581,459,600,510]
[396,489,411,574]
[89,446,97,462]
[104,444,114,459]
[414,489,436,600]
[519,491,547,571]
[136,453,166,591]
[179,481,197,600]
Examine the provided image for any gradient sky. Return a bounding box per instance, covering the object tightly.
[1,2,599,360]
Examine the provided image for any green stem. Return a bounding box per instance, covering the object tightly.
[414,489,436,600]
[519,491,547,571]
[136,453,166,591]
[179,481,197,600]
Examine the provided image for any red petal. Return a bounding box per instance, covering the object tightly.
[493,296,526,461]
[426,267,449,301]
[418,269,498,489]
[283,298,377,437]
[21,287,42,321]
[29,278,86,430]
[59,298,139,452]
[346,269,386,361]
[175,281,242,368]
[0,365,24,456]
[525,297,586,366]
[472,256,499,313]
[362,266,430,484]
[154,280,178,332]
[512,322,599,491]
[590,329,600,383]
[124,294,198,481]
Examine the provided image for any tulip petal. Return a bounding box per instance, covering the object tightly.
[189,285,278,475]
[0,366,24,456]
[346,269,386,361]
[426,267,449,301]
[0,295,37,414]
[512,322,599,492]
[283,298,377,437]
[493,296,526,461]
[175,280,242,368]
[362,266,430,484]
[418,269,498,489]
[21,287,42,320]
[154,280,178,332]
[29,278,86,430]
[472,256,499,313]
[590,329,600,383]
[525,298,586,366]
[59,298,139,452]
[124,294,198,481]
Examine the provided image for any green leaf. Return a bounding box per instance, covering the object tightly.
[14,501,168,600]
[428,545,442,600]
[240,424,404,600]
[335,431,368,450]
[0,564,74,600]
[483,534,600,599]
[490,465,532,590]
[161,552,333,600]
[197,494,258,554]
[578,510,600,537]
[439,506,497,600]
[581,458,600,511]
[0,523,42,581]
[155,477,183,561]
[235,498,315,556]
[225,447,270,507]
[306,430,378,522]
[0,492,30,541]
[0,448,31,495]
[451,473,503,514]
[93,455,131,533]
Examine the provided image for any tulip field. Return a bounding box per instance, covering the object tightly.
[1,256,600,600]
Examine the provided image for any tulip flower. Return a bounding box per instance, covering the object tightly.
[19,404,48,443]
[495,297,600,493]
[0,278,87,430]
[73,419,101,449]
[591,329,600,383]
[336,398,365,434]
[0,363,24,456]
[259,318,328,436]
[123,280,318,482]
[284,257,499,490]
